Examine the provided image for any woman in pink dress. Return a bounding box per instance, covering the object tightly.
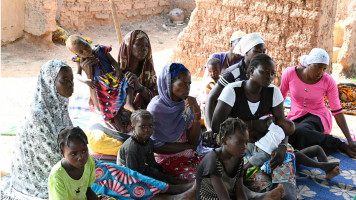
[280,48,356,158]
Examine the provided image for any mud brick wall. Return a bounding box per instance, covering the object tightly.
[336,0,352,21]
[57,0,170,31]
[172,0,338,84]
[337,1,356,73]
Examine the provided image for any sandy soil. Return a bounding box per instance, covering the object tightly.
[1,14,355,173]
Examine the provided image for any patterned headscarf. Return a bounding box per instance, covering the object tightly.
[118,30,156,86]
[117,30,158,110]
[4,59,73,199]
[233,32,264,55]
[147,63,194,148]
[299,48,330,67]
[30,59,73,137]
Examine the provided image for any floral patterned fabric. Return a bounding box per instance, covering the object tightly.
[296,150,356,200]
[1,60,73,199]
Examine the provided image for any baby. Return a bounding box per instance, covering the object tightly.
[66,35,135,121]
[244,118,295,170]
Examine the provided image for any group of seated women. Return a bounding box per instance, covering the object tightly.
[1,29,355,200]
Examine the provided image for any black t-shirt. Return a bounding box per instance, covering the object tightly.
[196,149,244,200]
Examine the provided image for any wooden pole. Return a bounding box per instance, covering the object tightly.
[108,0,123,45]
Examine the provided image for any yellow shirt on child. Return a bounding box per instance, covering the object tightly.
[48,156,96,200]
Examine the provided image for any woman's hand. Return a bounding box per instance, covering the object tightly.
[349,140,356,151]
[185,96,200,115]
[85,79,99,89]
[270,145,286,169]
[202,130,217,147]
[125,71,140,90]
[345,141,356,158]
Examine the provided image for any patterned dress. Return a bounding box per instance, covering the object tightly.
[196,149,244,200]
[1,60,73,199]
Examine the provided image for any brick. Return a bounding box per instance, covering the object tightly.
[70,5,85,12]
[118,3,132,10]
[134,2,145,9]
[43,1,57,10]
[126,10,138,17]
[95,13,109,19]
[158,0,169,6]
[146,1,158,8]
[140,9,153,16]
[89,4,104,12]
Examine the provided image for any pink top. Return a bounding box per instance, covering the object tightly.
[280,66,343,134]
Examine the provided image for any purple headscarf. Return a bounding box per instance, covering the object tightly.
[147,63,194,148]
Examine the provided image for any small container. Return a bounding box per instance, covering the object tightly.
[168,8,185,24]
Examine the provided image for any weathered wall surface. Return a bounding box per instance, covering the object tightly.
[337,1,356,74]
[57,0,170,31]
[335,0,352,21]
[1,0,25,45]
[172,0,338,83]
[25,0,57,36]
[170,0,196,18]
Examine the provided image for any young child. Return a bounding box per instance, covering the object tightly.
[198,58,222,129]
[117,110,192,194]
[246,118,340,180]
[205,57,222,93]
[294,145,340,179]
[196,118,285,200]
[66,35,135,121]
[244,118,295,171]
[48,126,98,200]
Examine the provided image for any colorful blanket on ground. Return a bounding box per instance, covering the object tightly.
[296,151,356,200]
[92,162,168,199]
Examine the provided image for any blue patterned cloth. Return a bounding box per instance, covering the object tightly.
[296,151,356,200]
[92,162,168,199]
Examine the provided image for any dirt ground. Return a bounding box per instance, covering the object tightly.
[1,14,355,173]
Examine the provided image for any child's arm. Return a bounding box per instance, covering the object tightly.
[243,162,253,171]
[86,187,99,200]
[235,178,248,200]
[106,52,123,80]
[76,59,99,89]
[210,174,230,200]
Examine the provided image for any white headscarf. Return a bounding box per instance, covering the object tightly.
[230,30,246,43]
[233,32,264,55]
[300,48,329,67]
[2,59,73,199]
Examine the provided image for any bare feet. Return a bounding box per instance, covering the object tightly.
[325,165,340,180]
[262,184,284,200]
[340,143,356,159]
